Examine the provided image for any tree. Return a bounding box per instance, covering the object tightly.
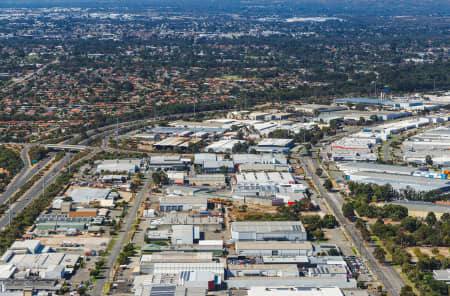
[426,212,437,225]
[425,155,433,166]
[315,168,323,177]
[342,202,355,220]
[323,179,333,191]
[374,247,386,263]
[400,285,416,296]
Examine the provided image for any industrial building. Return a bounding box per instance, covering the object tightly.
[227,264,299,277]
[246,286,344,296]
[235,241,314,257]
[232,154,287,165]
[232,183,308,204]
[159,197,208,212]
[188,174,226,187]
[255,139,294,153]
[67,188,115,206]
[346,171,450,192]
[149,155,190,171]
[226,277,356,289]
[96,159,142,173]
[403,126,450,165]
[231,221,307,241]
[171,225,200,245]
[0,240,80,281]
[205,140,244,153]
[337,162,419,176]
[235,172,295,185]
[433,269,450,284]
[388,201,450,219]
[330,137,378,162]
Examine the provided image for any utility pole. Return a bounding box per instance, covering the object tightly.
[374,81,377,98]
[8,199,11,226]
[68,150,71,175]
[116,116,119,150]
[43,174,45,199]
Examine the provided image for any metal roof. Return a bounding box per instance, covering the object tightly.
[231,221,306,234]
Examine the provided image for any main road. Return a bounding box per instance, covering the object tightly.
[0,145,54,205]
[300,154,404,296]
[91,177,151,296]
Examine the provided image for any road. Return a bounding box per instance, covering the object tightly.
[0,153,70,229]
[92,177,151,296]
[382,137,394,163]
[300,155,404,296]
[0,146,54,205]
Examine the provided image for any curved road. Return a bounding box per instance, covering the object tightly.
[0,146,54,205]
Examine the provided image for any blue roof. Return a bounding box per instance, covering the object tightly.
[334,97,395,105]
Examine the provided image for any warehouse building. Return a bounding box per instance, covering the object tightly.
[171,225,200,245]
[235,172,295,185]
[232,154,288,165]
[205,140,244,153]
[330,137,378,162]
[246,286,344,296]
[255,139,295,153]
[159,197,208,212]
[133,274,209,296]
[388,201,450,219]
[231,221,307,242]
[226,277,356,289]
[68,188,115,205]
[149,155,190,171]
[433,269,450,284]
[235,241,313,257]
[96,159,142,174]
[227,264,299,278]
[0,240,80,281]
[346,171,450,192]
[337,162,419,176]
[188,174,226,187]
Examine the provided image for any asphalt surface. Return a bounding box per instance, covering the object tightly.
[92,177,151,296]
[382,137,394,163]
[0,153,70,229]
[0,146,54,205]
[301,155,404,296]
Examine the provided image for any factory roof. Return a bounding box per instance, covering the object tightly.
[389,200,450,214]
[232,154,287,165]
[160,212,223,225]
[350,171,450,192]
[334,97,395,105]
[140,252,213,264]
[247,286,343,296]
[433,269,450,282]
[235,172,295,185]
[68,188,111,203]
[232,221,306,233]
[258,139,294,147]
[160,196,208,205]
[236,241,312,251]
[337,162,418,175]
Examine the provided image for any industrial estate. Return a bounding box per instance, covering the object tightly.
[0,2,448,296]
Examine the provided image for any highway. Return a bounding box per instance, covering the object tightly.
[0,145,54,205]
[0,153,70,229]
[92,177,151,296]
[300,154,404,296]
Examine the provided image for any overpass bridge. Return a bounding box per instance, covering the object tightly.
[43,144,88,151]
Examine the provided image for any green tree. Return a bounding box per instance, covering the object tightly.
[400,285,416,296]
[374,247,386,263]
[425,155,433,166]
[342,202,355,220]
[323,179,333,191]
